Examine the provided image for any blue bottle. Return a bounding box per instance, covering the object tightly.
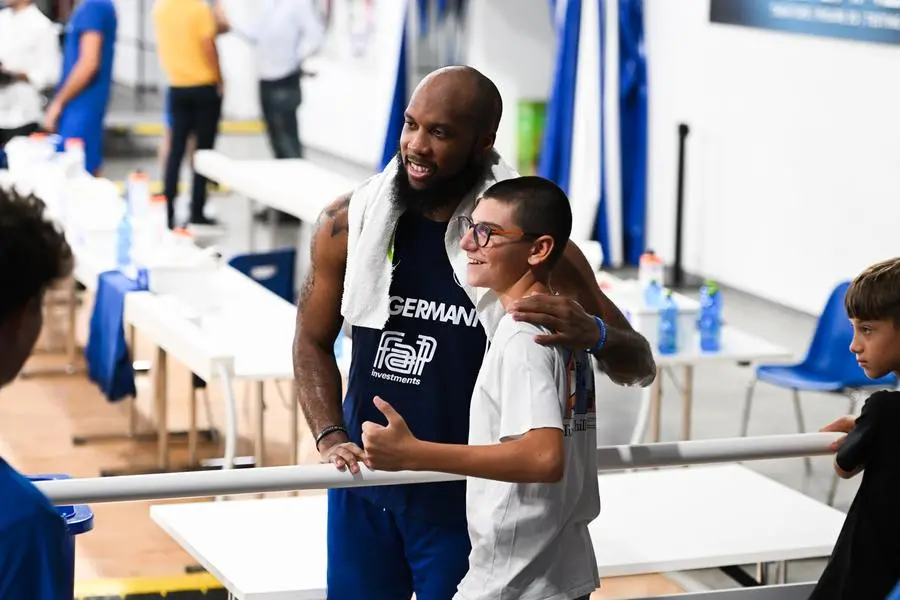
[644,279,663,308]
[698,280,722,352]
[658,290,678,355]
[116,212,133,272]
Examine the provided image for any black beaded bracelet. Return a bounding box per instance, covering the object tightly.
[315,425,349,450]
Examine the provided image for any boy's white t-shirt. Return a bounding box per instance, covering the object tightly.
[455,314,601,600]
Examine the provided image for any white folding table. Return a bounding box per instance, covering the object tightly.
[151,464,845,600]
[594,274,795,445]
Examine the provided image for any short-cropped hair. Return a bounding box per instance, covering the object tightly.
[480,176,572,268]
[845,257,900,328]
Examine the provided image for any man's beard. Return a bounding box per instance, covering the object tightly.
[390,150,486,216]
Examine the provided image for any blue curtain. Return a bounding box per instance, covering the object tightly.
[380,13,409,169]
[618,0,647,264]
[538,0,581,196]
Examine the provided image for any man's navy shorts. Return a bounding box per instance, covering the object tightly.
[326,488,470,600]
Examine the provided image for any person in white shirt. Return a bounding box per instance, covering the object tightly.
[0,0,60,148]
[363,175,602,600]
[227,0,325,222]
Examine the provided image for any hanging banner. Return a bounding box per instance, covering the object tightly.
[710,0,900,46]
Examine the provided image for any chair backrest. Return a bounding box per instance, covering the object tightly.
[228,248,297,303]
[803,281,897,387]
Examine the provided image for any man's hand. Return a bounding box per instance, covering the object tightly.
[43,99,63,133]
[362,397,419,471]
[319,436,366,474]
[509,293,599,350]
[820,415,856,452]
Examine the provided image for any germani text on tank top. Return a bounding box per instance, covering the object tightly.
[370,294,479,387]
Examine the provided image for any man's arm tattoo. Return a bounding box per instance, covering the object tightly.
[326,196,350,238]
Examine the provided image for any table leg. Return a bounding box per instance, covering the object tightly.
[217,365,238,471]
[128,325,138,437]
[188,383,198,466]
[65,275,77,366]
[255,381,265,467]
[778,561,789,584]
[267,205,278,249]
[247,197,257,251]
[20,276,84,378]
[155,347,169,470]
[650,367,663,443]
[290,385,299,465]
[681,366,694,441]
[756,562,773,585]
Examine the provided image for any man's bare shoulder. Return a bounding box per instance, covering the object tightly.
[317,193,352,240]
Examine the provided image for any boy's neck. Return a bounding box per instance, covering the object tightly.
[496,270,551,310]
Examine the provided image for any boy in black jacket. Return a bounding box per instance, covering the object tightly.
[814,257,900,599]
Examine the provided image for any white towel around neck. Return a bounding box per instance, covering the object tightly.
[341,150,519,337]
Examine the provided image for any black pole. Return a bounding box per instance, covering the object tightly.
[667,123,700,290]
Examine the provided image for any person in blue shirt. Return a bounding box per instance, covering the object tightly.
[43,0,117,176]
[0,185,75,599]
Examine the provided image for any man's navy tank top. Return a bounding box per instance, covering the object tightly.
[343,210,487,525]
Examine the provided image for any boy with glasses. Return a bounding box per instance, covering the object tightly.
[363,176,601,600]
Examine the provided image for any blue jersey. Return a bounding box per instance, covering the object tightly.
[344,211,487,525]
[60,0,116,121]
[0,459,71,600]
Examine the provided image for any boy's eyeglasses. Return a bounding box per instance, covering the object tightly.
[457,215,541,248]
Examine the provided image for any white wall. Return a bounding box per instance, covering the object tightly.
[462,0,556,165]
[299,0,408,169]
[644,0,900,315]
[111,0,163,90]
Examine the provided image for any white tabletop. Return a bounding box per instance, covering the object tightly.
[193,151,361,224]
[151,465,844,599]
[653,325,793,367]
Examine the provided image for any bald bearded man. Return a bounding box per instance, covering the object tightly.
[293,66,656,600]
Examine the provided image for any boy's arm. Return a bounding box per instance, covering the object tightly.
[415,430,564,483]
[824,392,890,479]
[363,330,566,483]
[364,396,564,483]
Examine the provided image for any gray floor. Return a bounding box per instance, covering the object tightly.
[102,126,857,592]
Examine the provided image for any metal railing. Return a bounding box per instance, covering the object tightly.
[35,432,841,506]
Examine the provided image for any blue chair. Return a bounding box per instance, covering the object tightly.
[228,248,297,303]
[740,281,897,505]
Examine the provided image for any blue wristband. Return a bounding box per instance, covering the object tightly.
[590,316,607,353]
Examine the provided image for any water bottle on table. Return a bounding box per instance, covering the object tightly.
[644,279,663,308]
[698,280,722,352]
[116,211,133,275]
[658,290,678,355]
[62,138,86,178]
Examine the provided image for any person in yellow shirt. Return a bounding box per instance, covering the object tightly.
[153,0,224,229]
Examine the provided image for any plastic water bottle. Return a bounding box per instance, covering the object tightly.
[638,249,666,289]
[644,279,663,308]
[127,170,151,221]
[658,290,678,355]
[62,138,86,177]
[116,212,133,273]
[698,280,722,352]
